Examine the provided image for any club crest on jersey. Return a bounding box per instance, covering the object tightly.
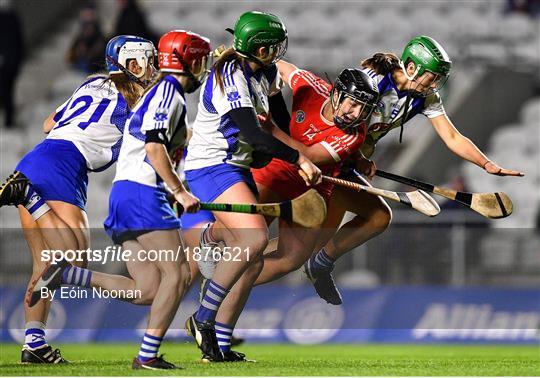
[154,108,168,122]
[225,85,241,102]
[295,110,305,123]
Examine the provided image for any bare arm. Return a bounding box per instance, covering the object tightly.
[43,112,56,134]
[276,60,299,89]
[144,142,199,212]
[430,114,524,177]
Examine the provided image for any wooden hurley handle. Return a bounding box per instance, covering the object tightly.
[323,175,364,191]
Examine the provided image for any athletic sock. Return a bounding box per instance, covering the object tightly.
[23,185,50,220]
[62,266,92,287]
[24,321,47,350]
[215,322,233,353]
[195,280,229,322]
[137,333,162,362]
[311,248,336,271]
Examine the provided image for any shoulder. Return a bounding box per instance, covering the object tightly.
[425,91,442,104]
[221,60,246,83]
[77,75,117,97]
[291,69,331,96]
[161,75,185,96]
[361,67,384,86]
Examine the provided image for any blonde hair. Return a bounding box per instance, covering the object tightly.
[88,71,144,109]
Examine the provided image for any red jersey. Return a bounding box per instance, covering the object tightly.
[252,70,367,202]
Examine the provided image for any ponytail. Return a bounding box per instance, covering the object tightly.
[87,71,144,109]
[109,74,144,109]
[213,47,248,93]
[361,52,400,76]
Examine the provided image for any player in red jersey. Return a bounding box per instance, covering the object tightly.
[253,67,371,202]
[249,61,380,288]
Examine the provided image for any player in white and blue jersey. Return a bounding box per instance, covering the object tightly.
[182,11,321,363]
[0,35,156,364]
[28,30,212,370]
[304,36,524,306]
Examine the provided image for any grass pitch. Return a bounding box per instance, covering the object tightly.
[0,343,538,376]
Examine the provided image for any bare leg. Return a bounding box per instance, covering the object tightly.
[137,229,190,336]
[208,182,268,290]
[316,185,392,260]
[46,201,90,253]
[32,202,86,255]
[85,239,161,304]
[182,223,205,283]
[21,208,51,326]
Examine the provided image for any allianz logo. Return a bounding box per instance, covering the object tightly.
[412,303,539,341]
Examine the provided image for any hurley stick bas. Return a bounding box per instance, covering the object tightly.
[322,175,441,217]
[374,169,513,219]
[175,189,327,228]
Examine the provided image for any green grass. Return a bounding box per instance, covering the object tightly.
[0,343,538,376]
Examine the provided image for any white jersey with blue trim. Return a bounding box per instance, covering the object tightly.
[362,67,445,147]
[47,75,129,171]
[184,62,283,171]
[114,75,187,188]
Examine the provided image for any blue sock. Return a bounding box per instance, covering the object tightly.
[23,185,50,220]
[137,333,162,362]
[196,280,229,322]
[62,266,92,287]
[215,322,233,353]
[24,321,47,350]
[311,248,335,271]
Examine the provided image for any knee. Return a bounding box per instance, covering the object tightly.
[286,255,307,272]
[275,255,304,276]
[133,282,159,305]
[179,261,191,288]
[166,262,191,292]
[244,231,269,260]
[370,203,392,231]
[245,257,264,277]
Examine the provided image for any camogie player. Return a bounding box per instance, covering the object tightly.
[183,11,321,362]
[252,63,379,283]
[207,62,379,332]
[0,35,155,363]
[28,30,212,370]
[307,35,524,304]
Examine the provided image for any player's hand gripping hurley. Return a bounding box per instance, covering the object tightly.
[175,189,327,228]
[322,175,441,217]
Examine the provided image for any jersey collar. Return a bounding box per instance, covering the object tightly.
[243,61,264,82]
[320,98,334,126]
[163,74,185,97]
[386,72,411,99]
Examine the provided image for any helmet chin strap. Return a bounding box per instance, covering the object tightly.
[399,59,421,82]
[106,56,149,87]
[331,90,361,131]
[396,61,420,143]
[171,49,208,94]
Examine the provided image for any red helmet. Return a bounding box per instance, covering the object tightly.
[158,30,211,75]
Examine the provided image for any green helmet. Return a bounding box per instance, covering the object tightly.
[400,35,452,94]
[229,11,288,65]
